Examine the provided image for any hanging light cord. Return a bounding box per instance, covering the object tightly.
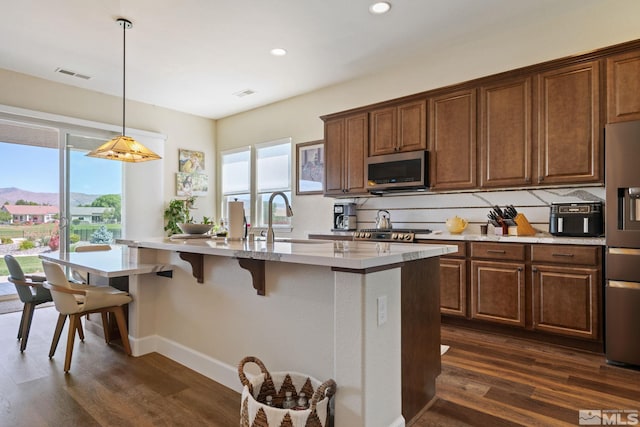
[121,19,127,137]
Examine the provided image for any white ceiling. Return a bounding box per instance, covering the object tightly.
[0,0,614,119]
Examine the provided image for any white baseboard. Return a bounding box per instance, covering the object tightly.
[389,415,406,427]
[130,334,242,393]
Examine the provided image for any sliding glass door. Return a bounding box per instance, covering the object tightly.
[60,132,122,254]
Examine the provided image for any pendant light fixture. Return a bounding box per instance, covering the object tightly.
[87,18,161,162]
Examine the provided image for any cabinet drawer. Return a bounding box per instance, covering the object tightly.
[426,240,466,258]
[471,242,525,261]
[531,244,600,266]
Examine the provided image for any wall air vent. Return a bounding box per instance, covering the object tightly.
[233,89,256,98]
[55,68,91,80]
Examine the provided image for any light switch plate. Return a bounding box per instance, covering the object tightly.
[377,295,388,326]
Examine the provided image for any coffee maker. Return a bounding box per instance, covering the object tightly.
[333,202,357,231]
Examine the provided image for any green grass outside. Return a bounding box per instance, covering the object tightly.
[0,255,43,276]
[0,223,56,239]
[0,223,121,241]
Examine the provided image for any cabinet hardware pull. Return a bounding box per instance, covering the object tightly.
[487,249,506,254]
[532,267,538,272]
[552,253,574,257]
[517,267,523,272]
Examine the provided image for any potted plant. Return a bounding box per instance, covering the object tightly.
[164,196,196,236]
[164,197,217,236]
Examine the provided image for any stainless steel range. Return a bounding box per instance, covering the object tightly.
[353,228,432,243]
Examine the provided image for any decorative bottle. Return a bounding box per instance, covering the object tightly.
[282,391,295,409]
[294,392,309,410]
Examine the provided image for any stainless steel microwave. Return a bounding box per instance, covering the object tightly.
[366,150,429,192]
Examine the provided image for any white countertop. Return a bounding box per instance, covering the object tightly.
[39,245,173,278]
[308,231,606,246]
[120,237,458,270]
[414,232,606,245]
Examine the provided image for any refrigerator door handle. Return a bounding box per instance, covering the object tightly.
[608,247,640,255]
[608,280,640,290]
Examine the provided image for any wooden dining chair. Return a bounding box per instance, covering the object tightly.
[71,244,112,284]
[42,260,133,372]
[4,254,54,352]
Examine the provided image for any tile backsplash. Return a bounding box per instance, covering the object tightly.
[350,186,604,234]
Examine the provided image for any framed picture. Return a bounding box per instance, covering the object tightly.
[176,172,209,196]
[179,149,204,173]
[296,140,324,195]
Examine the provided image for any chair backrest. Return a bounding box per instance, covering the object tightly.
[4,254,43,303]
[4,254,26,281]
[75,244,112,253]
[42,260,81,314]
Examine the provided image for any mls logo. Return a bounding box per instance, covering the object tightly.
[580,410,602,425]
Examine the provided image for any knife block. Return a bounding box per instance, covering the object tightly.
[508,213,536,236]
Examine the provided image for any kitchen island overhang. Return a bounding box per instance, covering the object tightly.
[120,237,457,427]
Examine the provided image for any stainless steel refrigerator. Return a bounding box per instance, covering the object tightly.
[605,121,640,367]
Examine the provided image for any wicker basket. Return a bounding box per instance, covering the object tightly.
[238,356,336,427]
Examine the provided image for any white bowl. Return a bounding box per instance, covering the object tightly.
[178,223,212,235]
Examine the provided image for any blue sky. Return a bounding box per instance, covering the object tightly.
[0,142,122,195]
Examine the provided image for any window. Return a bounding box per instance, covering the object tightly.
[256,139,291,228]
[221,147,251,225]
[221,138,291,230]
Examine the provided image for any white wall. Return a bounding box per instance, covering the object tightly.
[0,69,217,236]
[216,1,640,237]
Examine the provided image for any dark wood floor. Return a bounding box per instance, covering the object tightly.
[1,306,638,426]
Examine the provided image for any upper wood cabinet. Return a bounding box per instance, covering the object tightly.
[537,61,602,185]
[369,100,426,156]
[480,77,533,188]
[323,113,368,196]
[429,89,477,190]
[607,50,640,123]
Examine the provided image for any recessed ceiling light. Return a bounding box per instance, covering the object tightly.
[369,1,391,14]
[270,48,287,57]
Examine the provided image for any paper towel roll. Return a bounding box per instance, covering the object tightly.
[228,201,245,240]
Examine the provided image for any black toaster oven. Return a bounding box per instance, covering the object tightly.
[549,202,604,237]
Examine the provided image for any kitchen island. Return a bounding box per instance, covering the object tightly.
[118,237,456,427]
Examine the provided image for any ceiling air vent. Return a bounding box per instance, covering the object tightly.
[233,89,256,98]
[55,68,91,80]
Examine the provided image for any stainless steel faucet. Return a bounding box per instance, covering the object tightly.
[266,191,293,243]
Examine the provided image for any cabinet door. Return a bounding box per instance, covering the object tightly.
[471,260,526,327]
[323,113,368,196]
[440,258,467,317]
[429,89,477,190]
[607,50,640,123]
[532,264,600,339]
[344,113,368,194]
[537,61,601,185]
[480,77,533,187]
[370,101,426,156]
[324,118,345,195]
[369,106,396,156]
[397,100,427,153]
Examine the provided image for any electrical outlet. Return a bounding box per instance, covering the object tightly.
[377,295,388,326]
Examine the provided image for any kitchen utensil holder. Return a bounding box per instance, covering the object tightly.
[508,213,536,236]
[238,356,336,427]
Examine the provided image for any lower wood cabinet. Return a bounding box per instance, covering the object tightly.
[471,260,526,327]
[531,244,602,340]
[531,264,600,339]
[439,240,603,349]
[433,240,467,317]
[440,258,467,317]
